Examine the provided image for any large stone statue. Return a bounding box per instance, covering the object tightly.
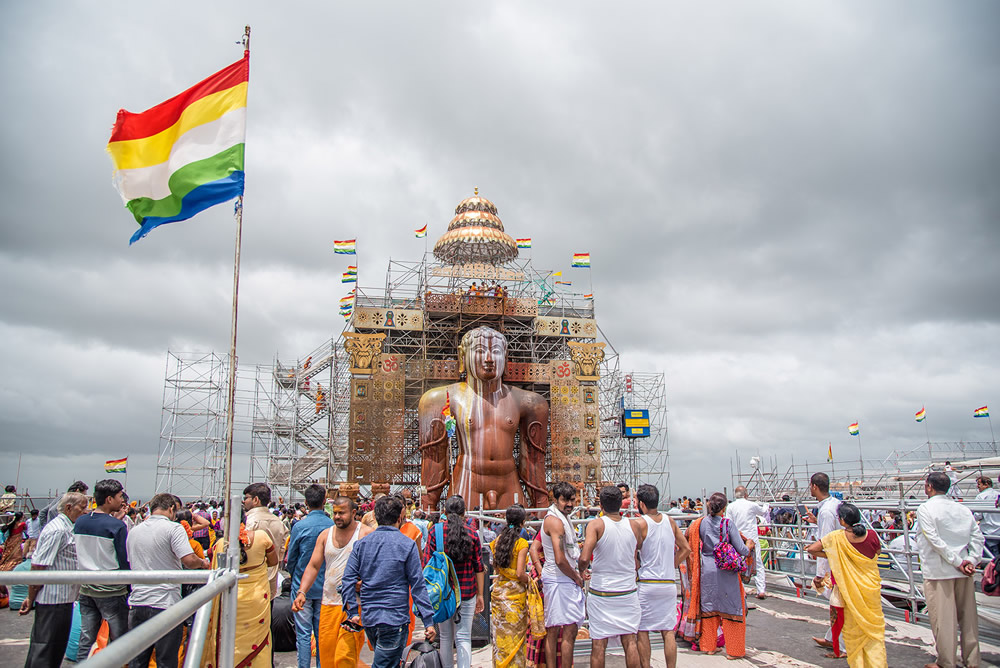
[419,326,549,510]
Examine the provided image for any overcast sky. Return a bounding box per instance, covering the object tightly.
[1,2,997,502]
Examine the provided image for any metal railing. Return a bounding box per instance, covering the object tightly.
[0,495,247,668]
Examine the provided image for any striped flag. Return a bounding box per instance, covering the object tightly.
[334,239,357,255]
[341,272,357,283]
[108,55,249,244]
[415,225,427,238]
[105,457,128,473]
[583,293,594,299]
[516,238,532,248]
[974,405,989,418]
[555,281,572,286]
[848,422,860,436]
[915,407,926,422]
[827,443,833,462]
[572,253,591,267]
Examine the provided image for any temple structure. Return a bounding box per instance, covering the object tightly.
[157,192,669,504]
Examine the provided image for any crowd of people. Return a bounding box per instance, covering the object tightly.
[0,470,995,668]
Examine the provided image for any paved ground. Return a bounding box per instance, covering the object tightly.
[3,594,999,667]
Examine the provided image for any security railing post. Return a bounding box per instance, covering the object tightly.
[218,493,242,668]
[899,484,918,619]
[183,570,218,668]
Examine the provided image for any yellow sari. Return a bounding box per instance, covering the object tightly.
[201,531,273,668]
[820,530,887,667]
[490,537,529,668]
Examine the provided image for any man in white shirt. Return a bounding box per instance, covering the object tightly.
[975,475,1000,558]
[726,486,769,599]
[244,482,289,599]
[917,472,984,668]
[805,472,841,653]
[127,493,208,668]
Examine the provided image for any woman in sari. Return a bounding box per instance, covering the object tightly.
[806,502,887,667]
[201,523,277,668]
[490,505,530,667]
[0,512,26,571]
[682,493,751,660]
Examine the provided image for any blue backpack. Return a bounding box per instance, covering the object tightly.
[423,522,461,623]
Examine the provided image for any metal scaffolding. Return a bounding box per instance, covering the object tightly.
[155,352,228,500]
[733,440,1000,502]
[164,249,669,503]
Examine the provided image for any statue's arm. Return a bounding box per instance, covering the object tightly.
[518,391,549,507]
[418,388,450,509]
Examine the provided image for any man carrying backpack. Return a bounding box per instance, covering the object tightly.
[342,495,437,668]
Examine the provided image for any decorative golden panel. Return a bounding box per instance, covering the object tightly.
[353,307,424,331]
[343,332,386,375]
[423,293,537,317]
[567,341,606,381]
[534,316,598,338]
[502,362,550,384]
[548,359,601,485]
[348,354,405,483]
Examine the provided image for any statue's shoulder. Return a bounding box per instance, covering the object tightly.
[418,383,461,407]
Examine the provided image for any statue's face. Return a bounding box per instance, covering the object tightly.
[465,330,506,381]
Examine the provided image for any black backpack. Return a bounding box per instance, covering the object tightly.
[406,641,444,668]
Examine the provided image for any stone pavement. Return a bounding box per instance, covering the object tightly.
[3,592,999,667]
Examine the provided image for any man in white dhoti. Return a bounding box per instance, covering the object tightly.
[541,481,586,668]
[632,484,690,668]
[579,485,642,668]
[725,485,769,599]
[805,472,842,653]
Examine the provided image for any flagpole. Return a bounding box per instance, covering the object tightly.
[857,432,864,480]
[223,26,250,531]
[988,414,996,454]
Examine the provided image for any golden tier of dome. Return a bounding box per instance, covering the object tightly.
[433,190,519,266]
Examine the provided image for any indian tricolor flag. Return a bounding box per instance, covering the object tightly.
[414,225,427,238]
[334,239,357,255]
[848,422,860,436]
[974,405,989,418]
[108,55,249,245]
[105,458,127,473]
[915,407,926,422]
[516,238,531,248]
[572,253,591,267]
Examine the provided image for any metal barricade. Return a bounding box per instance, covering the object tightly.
[0,494,246,668]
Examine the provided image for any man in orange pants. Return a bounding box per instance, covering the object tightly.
[294,497,372,667]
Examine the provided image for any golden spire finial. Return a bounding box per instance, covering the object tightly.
[474,187,479,196]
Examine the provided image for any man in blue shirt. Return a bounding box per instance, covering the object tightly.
[285,484,334,668]
[343,495,437,668]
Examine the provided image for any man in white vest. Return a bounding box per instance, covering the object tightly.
[632,484,690,668]
[578,485,642,668]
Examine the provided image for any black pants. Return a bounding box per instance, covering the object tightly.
[24,602,74,668]
[128,606,184,668]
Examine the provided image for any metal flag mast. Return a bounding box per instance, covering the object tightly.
[222,25,251,529]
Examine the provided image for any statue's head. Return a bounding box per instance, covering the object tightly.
[458,326,507,381]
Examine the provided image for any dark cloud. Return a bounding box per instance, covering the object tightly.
[1,2,998,499]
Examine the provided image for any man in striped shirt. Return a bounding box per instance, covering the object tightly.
[20,491,89,668]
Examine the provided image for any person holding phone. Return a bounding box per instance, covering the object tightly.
[341,495,437,668]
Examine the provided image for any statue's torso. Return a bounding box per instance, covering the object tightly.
[449,382,522,501]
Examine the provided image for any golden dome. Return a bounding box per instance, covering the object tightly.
[433,191,519,265]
